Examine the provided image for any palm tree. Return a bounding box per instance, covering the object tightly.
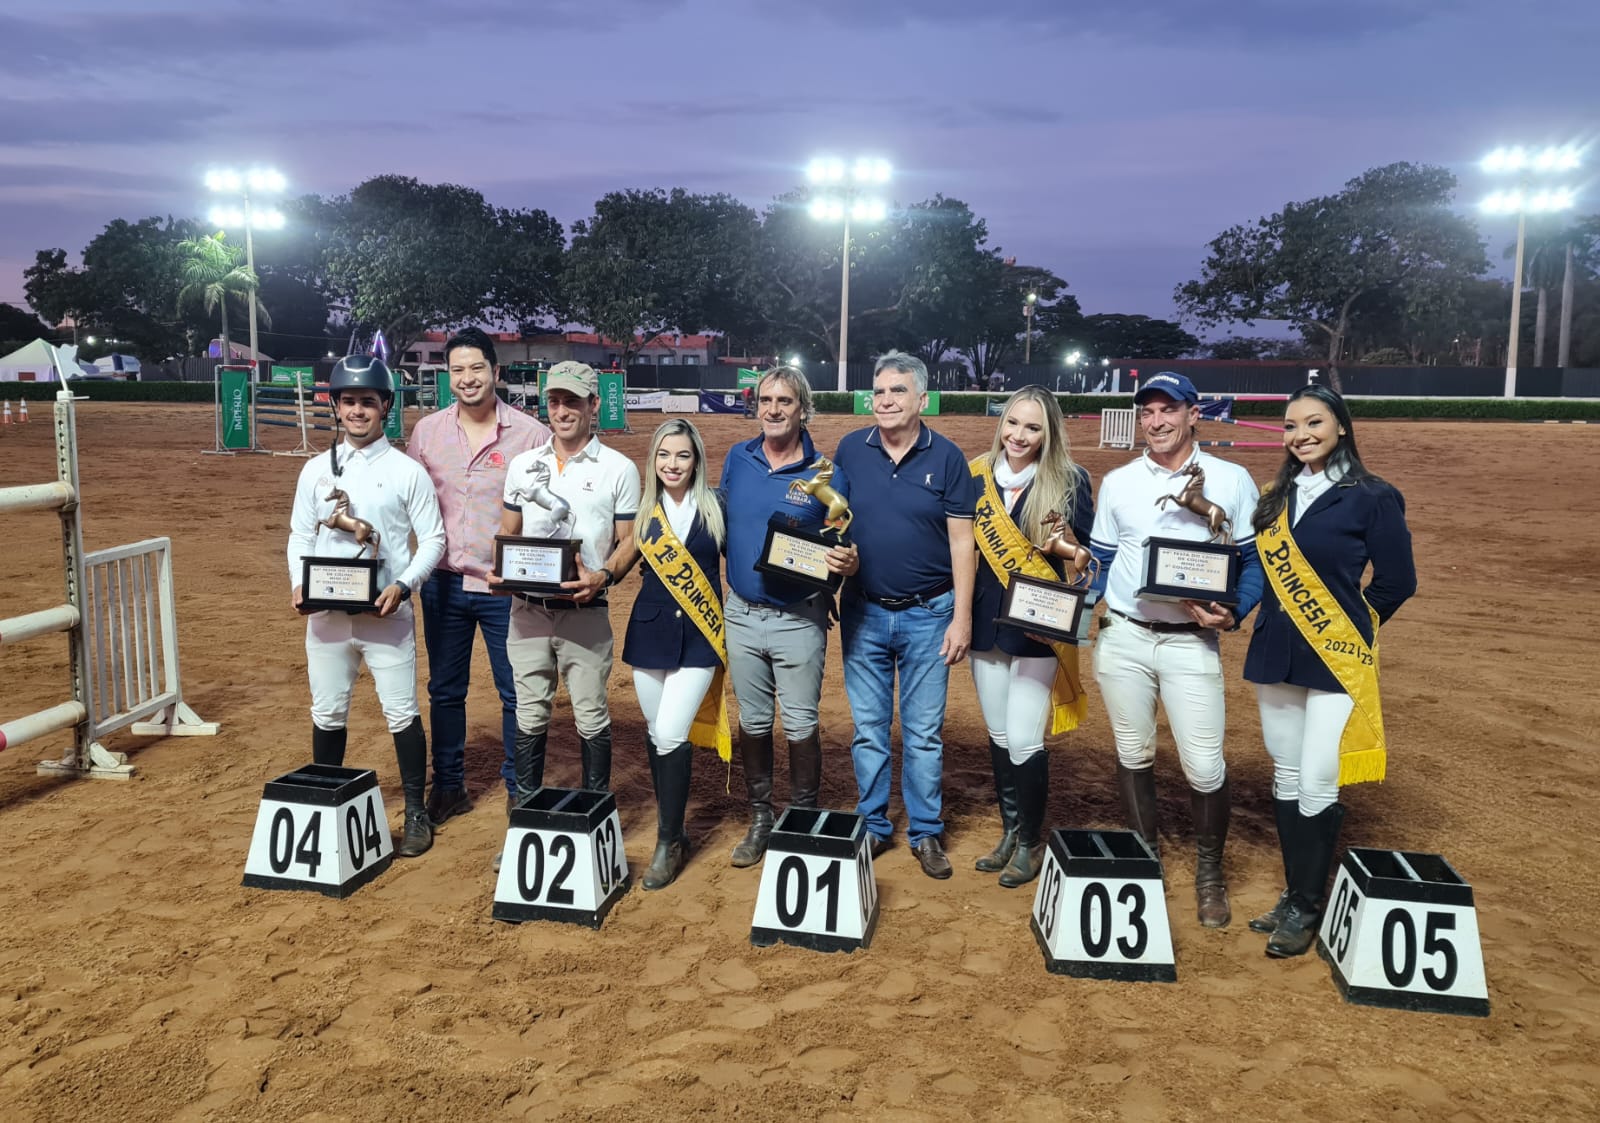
[176,231,268,359]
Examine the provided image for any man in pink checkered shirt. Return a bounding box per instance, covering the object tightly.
[407,327,550,829]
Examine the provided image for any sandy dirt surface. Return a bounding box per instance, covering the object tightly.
[1,401,1597,1122]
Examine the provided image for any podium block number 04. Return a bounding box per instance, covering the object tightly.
[266,795,384,879]
[516,831,577,905]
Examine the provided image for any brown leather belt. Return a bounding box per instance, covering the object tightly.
[1108,609,1203,634]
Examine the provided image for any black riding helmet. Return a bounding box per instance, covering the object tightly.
[328,354,394,403]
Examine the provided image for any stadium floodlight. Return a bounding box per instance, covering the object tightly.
[205,166,288,371]
[806,155,893,391]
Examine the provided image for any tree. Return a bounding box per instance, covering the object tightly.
[1203,335,1317,361]
[1075,314,1198,360]
[1175,162,1489,389]
[892,195,1007,368]
[323,175,563,362]
[0,301,54,344]
[565,188,758,365]
[23,249,101,342]
[176,232,267,361]
[961,263,1078,382]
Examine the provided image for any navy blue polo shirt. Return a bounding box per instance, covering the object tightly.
[719,430,850,607]
[832,423,976,601]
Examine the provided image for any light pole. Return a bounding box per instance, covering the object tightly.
[807,156,891,392]
[206,168,286,374]
[1023,291,1038,365]
[1480,146,1580,397]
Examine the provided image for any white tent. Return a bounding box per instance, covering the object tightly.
[94,352,142,376]
[0,338,75,382]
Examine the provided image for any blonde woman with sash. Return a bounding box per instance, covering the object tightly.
[622,420,732,891]
[968,387,1095,887]
[1244,386,1415,957]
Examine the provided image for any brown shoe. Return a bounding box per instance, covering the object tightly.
[912,835,953,880]
[426,784,471,827]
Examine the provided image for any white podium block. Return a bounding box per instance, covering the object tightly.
[1031,828,1176,983]
[1319,848,1488,1017]
[492,787,629,928]
[750,808,878,953]
[242,764,394,898]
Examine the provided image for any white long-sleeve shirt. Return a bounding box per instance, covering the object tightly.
[287,437,446,592]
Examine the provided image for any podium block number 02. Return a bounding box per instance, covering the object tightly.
[593,818,624,896]
[516,831,577,905]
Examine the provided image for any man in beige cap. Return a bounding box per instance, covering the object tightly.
[493,362,641,860]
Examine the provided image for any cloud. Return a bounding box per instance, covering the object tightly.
[0,96,228,146]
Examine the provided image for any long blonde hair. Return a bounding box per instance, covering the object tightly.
[639,419,725,547]
[983,386,1080,542]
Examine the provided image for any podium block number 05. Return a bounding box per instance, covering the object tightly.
[518,832,577,905]
[775,855,842,933]
[1381,909,1459,991]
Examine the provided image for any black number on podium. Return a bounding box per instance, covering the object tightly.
[344,796,384,871]
[548,836,576,905]
[363,796,382,854]
[518,833,547,900]
[1038,861,1063,941]
[1421,913,1459,991]
[1116,884,1149,958]
[1381,909,1418,987]
[1081,883,1112,956]
[855,844,874,920]
[595,821,621,894]
[1328,880,1360,962]
[775,856,842,932]
[268,808,322,877]
[1382,910,1460,991]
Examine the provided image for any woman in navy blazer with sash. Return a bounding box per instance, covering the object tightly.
[1244,385,1415,957]
[969,387,1095,887]
[622,419,727,891]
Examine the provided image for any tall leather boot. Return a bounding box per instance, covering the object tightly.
[731,727,775,868]
[1267,803,1345,958]
[311,724,347,766]
[976,739,1020,873]
[1191,782,1231,927]
[394,717,433,858]
[579,725,613,792]
[512,729,548,807]
[1000,752,1049,888]
[788,729,823,810]
[1116,762,1159,856]
[644,742,693,890]
[1250,798,1301,934]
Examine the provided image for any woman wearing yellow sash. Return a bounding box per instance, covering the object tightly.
[1244,386,1415,957]
[621,420,728,891]
[968,387,1095,887]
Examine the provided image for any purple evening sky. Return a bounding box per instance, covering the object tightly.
[0,0,1593,328]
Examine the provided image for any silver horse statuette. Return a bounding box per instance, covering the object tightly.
[509,461,573,532]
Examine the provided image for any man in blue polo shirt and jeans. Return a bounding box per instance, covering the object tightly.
[720,366,859,868]
[833,351,978,879]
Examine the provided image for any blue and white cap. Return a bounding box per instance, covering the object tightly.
[1133,371,1199,405]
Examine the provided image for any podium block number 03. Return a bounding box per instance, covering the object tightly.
[517,831,577,905]
[1039,864,1151,960]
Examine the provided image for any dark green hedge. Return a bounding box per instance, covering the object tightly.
[1,380,215,402]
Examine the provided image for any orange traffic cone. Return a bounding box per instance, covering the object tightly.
[17,399,28,423]
[2,400,12,425]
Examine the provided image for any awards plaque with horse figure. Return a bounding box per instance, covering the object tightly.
[495,461,582,595]
[1137,464,1240,605]
[998,573,1089,643]
[755,456,852,593]
[300,486,381,613]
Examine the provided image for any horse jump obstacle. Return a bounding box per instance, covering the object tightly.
[0,390,216,778]
[254,379,336,457]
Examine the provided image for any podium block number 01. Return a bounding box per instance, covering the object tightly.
[1031,829,1175,983]
[492,788,629,928]
[1320,848,1488,1018]
[242,765,394,898]
[751,808,878,954]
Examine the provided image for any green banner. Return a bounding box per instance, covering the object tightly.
[852,389,942,416]
[737,367,763,388]
[220,367,252,450]
[384,397,404,442]
[597,371,627,431]
[432,369,454,410]
[272,365,315,387]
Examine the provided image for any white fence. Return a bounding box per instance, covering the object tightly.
[1099,408,1136,450]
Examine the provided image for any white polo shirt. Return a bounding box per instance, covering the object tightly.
[287,437,446,592]
[503,436,641,570]
[1090,448,1259,625]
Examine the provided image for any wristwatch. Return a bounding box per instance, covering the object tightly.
[598,567,615,589]
[395,579,412,601]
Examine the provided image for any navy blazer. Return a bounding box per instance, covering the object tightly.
[622,509,724,670]
[973,466,1095,657]
[1244,478,1416,693]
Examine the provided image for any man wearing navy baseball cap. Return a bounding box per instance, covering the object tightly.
[1085,372,1264,928]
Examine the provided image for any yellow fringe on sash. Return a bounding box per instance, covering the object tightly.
[970,459,1089,737]
[635,506,733,762]
[1256,507,1386,785]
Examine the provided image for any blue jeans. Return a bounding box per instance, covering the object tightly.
[841,589,954,844]
[420,570,517,793]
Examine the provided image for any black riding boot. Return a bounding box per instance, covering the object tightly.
[1250,798,1301,934]
[311,724,347,767]
[1000,752,1049,888]
[393,717,433,857]
[512,728,548,806]
[976,740,1020,873]
[644,743,693,890]
[579,725,613,792]
[787,729,823,810]
[1267,803,1346,958]
[1116,762,1159,856]
[731,727,775,868]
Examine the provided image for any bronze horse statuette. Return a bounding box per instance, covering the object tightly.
[1155,463,1233,544]
[322,488,381,558]
[1038,510,1095,585]
[788,456,853,537]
